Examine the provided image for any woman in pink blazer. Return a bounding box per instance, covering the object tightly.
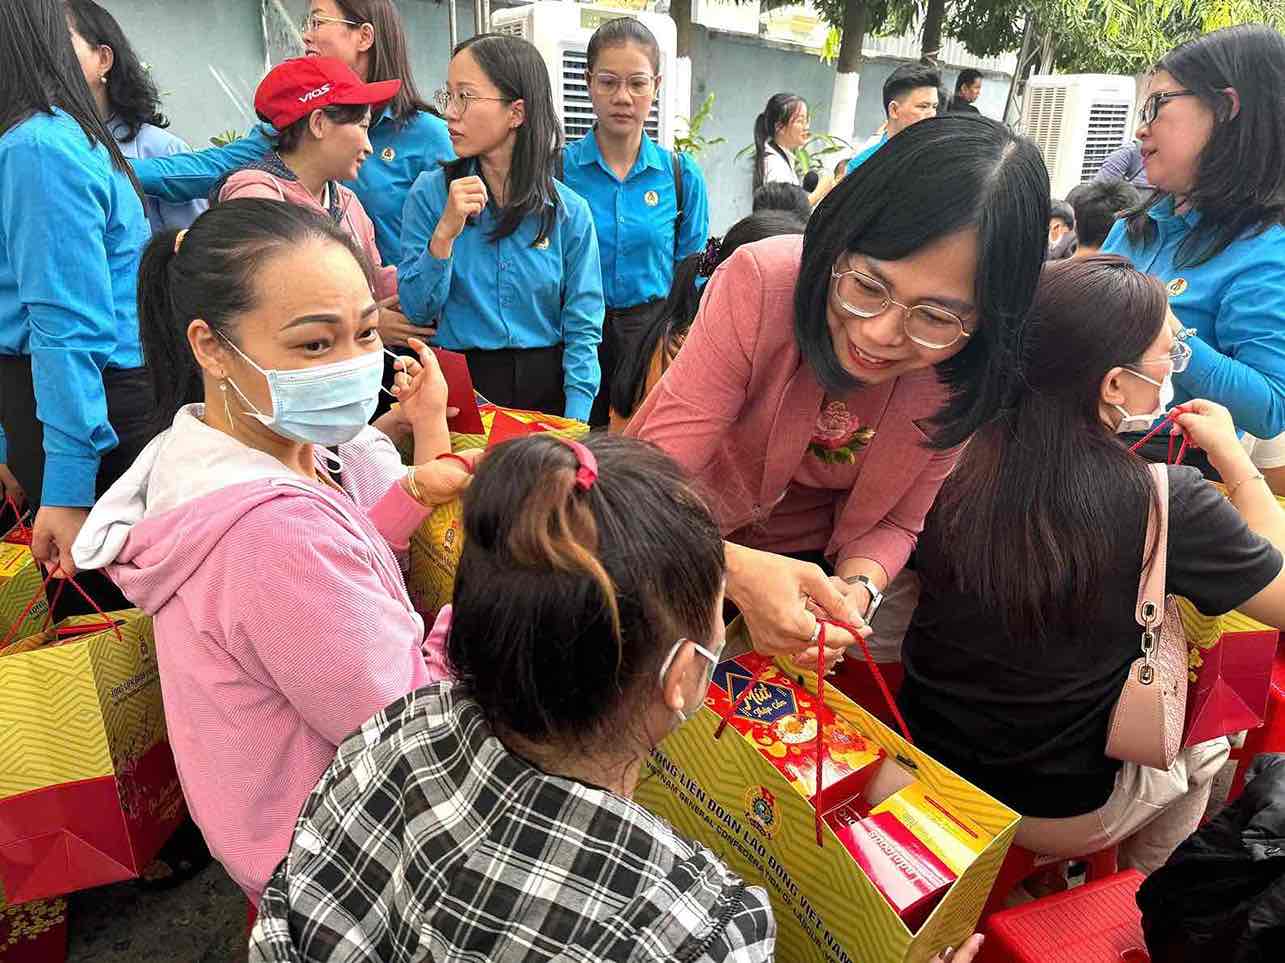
[628,116,1051,659]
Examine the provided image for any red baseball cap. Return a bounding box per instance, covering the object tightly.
[255,57,402,129]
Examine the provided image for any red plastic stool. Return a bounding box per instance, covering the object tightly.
[981,844,1118,922]
[1228,645,1285,803]
[979,870,1148,963]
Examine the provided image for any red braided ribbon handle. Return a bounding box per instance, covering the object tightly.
[712,618,914,848]
[3,495,31,544]
[1128,411,1190,465]
[0,565,124,651]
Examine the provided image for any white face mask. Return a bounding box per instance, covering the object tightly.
[1113,367,1175,434]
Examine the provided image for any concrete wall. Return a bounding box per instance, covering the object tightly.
[102,2,1010,231]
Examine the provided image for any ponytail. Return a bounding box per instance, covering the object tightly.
[447,434,725,746]
[136,229,200,431]
[134,199,371,432]
[752,92,803,190]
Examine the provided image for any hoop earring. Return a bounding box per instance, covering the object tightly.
[220,380,236,429]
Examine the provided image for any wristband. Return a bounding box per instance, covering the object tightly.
[434,452,475,474]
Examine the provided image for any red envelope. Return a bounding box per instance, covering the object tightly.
[430,348,485,434]
[1184,629,1279,747]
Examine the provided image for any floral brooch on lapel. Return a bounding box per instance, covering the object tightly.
[806,400,876,464]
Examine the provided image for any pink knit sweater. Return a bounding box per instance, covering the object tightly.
[73,407,443,901]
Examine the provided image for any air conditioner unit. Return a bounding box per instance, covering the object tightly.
[1021,74,1137,198]
[490,2,678,147]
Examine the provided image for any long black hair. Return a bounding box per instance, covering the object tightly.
[796,114,1050,450]
[753,92,803,190]
[1124,24,1285,265]
[930,255,1167,641]
[444,34,561,244]
[0,0,140,195]
[136,200,371,430]
[63,0,166,142]
[611,210,807,421]
[333,0,433,124]
[448,433,724,747]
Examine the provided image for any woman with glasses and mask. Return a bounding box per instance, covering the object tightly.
[398,34,604,423]
[130,1,449,346]
[558,17,709,426]
[898,255,1285,874]
[1102,25,1285,475]
[627,115,1049,666]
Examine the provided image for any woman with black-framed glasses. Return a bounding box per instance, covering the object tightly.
[398,34,605,423]
[627,115,1049,667]
[1103,25,1285,475]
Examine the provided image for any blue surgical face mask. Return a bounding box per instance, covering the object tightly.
[221,337,384,446]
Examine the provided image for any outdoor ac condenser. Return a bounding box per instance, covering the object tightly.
[490,2,679,148]
[1021,74,1137,198]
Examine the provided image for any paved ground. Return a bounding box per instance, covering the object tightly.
[66,863,245,962]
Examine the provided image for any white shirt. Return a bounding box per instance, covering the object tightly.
[761,143,799,186]
[1242,432,1285,470]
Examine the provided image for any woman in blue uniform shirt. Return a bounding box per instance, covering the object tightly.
[1103,25,1285,469]
[0,0,150,578]
[559,17,709,427]
[128,0,449,271]
[398,34,604,424]
[65,0,206,234]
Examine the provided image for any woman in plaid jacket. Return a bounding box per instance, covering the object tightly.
[249,434,984,963]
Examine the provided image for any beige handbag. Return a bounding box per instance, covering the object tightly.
[1104,463,1189,771]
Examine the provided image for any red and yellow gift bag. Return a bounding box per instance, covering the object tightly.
[404,405,588,621]
[0,514,47,650]
[0,608,185,907]
[634,620,1019,963]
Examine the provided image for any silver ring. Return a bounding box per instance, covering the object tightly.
[808,619,821,644]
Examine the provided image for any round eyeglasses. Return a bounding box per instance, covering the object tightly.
[433,87,513,116]
[589,72,656,97]
[1130,339,1191,375]
[830,266,972,351]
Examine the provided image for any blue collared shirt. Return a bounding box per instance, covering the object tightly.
[0,110,150,505]
[560,132,708,309]
[109,118,206,233]
[397,164,605,422]
[1103,197,1285,437]
[846,133,888,174]
[133,109,452,263]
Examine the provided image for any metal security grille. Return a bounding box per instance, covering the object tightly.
[1080,100,1132,182]
[1024,84,1067,178]
[560,49,660,143]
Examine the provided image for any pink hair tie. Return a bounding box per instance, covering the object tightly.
[562,438,597,492]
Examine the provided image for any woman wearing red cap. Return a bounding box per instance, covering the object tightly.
[132,1,449,349]
[215,57,401,306]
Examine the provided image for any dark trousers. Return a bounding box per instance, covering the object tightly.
[0,355,157,615]
[463,346,565,417]
[589,299,667,428]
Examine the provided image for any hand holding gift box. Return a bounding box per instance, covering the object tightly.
[635,618,1018,963]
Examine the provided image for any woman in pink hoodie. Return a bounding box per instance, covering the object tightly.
[214,56,420,349]
[72,198,471,902]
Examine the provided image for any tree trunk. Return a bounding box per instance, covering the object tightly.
[828,0,870,138]
[920,0,946,65]
[670,0,695,59]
